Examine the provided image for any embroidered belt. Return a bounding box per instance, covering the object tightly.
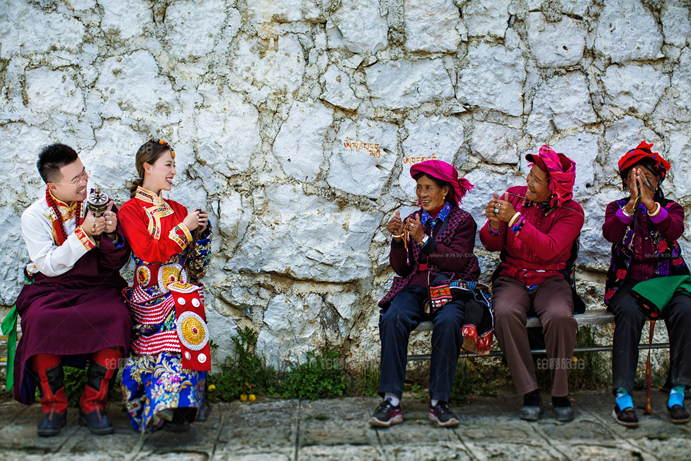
[169,281,211,371]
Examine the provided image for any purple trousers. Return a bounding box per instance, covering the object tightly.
[493,276,577,397]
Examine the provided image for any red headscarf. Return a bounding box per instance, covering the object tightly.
[617,141,670,181]
[525,145,576,208]
[409,160,474,207]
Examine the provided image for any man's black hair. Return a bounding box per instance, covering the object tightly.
[37,144,79,184]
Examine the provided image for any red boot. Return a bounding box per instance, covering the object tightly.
[30,354,68,437]
[78,347,121,435]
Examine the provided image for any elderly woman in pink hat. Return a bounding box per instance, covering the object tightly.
[480,145,584,423]
[370,160,482,428]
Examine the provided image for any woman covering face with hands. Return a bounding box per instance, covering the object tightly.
[371,159,485,429]
[602,142,691,428]
[479,145,584,424]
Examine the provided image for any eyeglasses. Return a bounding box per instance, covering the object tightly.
[54,169,90,187]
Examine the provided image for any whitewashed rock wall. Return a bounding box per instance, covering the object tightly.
[1,0,690,376]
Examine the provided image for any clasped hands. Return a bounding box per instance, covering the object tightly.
[484,192,517,230]
[83,202,118,240]
[387,210,425,243]
[625,167,657,214]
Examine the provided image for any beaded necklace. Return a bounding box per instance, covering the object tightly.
[45,187,83,246]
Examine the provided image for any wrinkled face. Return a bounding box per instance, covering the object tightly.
[625,164,659,192]
[48,158,89,203]
[144,150,176,193]
[416,175,449,212]
[525,164,551,202]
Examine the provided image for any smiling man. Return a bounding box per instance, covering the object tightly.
[13,144,132,437]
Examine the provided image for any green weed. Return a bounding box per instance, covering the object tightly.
[282,347,348,401]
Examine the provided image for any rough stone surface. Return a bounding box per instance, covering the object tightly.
[366,59,455,110]
[527,72,597,140]
[457,42,526,116]
[594,0,664,63]
[3,391,685,460]
[463,0,511,38]
[404,0,464,53]
[602,64,670,116]
[1,0,691,376]
[525,12,586,68]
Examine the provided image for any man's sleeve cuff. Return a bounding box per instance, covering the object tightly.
[74,226,96,250]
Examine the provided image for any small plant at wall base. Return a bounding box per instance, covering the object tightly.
[282,347,349,401]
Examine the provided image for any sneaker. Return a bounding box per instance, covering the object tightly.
[429,401,460,427]
[369,399,403,427]
[613,403,639,428]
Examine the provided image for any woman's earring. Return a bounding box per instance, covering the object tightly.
[442,195,446,201]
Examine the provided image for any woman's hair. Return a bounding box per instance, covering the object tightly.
[130,140,171,198]
[619,157,665,200]
[413,172,453,204]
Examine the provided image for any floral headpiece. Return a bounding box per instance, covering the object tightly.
[150,138,175,158]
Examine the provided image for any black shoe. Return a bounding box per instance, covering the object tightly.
[369,399,403,427]
[613,403,639,428]
[37,411,67,437]
[429,402,459,427]
[519,392,543,422]
[552,396,574,422]
[669,404,690,424]
[162,419,191,432]
[78,408,114,435]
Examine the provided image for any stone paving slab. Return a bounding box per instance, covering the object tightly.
[1,390,691,460]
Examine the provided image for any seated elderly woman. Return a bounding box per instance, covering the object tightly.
[480,146,584,423]
[369,160,482,428]
[603,142,691,427]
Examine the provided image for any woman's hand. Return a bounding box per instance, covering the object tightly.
[387,210,404,240]
[405,214,426,243]
[636,168,656,211]
[183,209,201,232]
[197,210,208,232]
[484,192,503,230]
[486,192,516,223]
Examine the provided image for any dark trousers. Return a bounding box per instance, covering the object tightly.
[609,279,691,395]
[493,276,577,397]
[378,285,465,402]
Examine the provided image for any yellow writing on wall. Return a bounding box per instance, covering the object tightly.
[403,154,437,164]
[343,137,381,158]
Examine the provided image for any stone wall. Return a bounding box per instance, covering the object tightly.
[1,0,690,375]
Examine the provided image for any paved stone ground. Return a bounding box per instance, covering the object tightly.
[1,390,690,460]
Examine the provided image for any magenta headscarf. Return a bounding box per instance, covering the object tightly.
[525,145,576,208]
[409,160,474,207]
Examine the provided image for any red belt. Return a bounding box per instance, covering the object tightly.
[419,264,428,271]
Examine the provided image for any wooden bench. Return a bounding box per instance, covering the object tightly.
[408,309,670,361]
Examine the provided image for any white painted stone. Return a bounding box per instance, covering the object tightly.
[319,65,361,111]
[398,116,464,200]
[664,129,691,199]
[457,42,526,116]
[549,133,600,198]
[462,0,510,38]
[100,0,150,40]
[560,0,591,17]
[326,119,398,198]
[527,72,597,140]
[195,87,259,177]
[366,59,455,110]
[247,0,322,23]
[578,188,626,268]
[273,101,334,182]
[602,64,670,116]
[661,0,691,48]
[404,0,464,53]
[25,68,84,115]
[229,184,382,283]
[0,207,27,305]
[594,0,663,63]
[670,49,691,116]
[0,1,85,58]
[257,293,322,367]
[525,13,586,68]
[164,0,232,59]
[470,122,523,165]
[92,50,178,117]
[603,116,663,183]
[329,0,388,54]
[218,191,251,252]
[231,34,306,93]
